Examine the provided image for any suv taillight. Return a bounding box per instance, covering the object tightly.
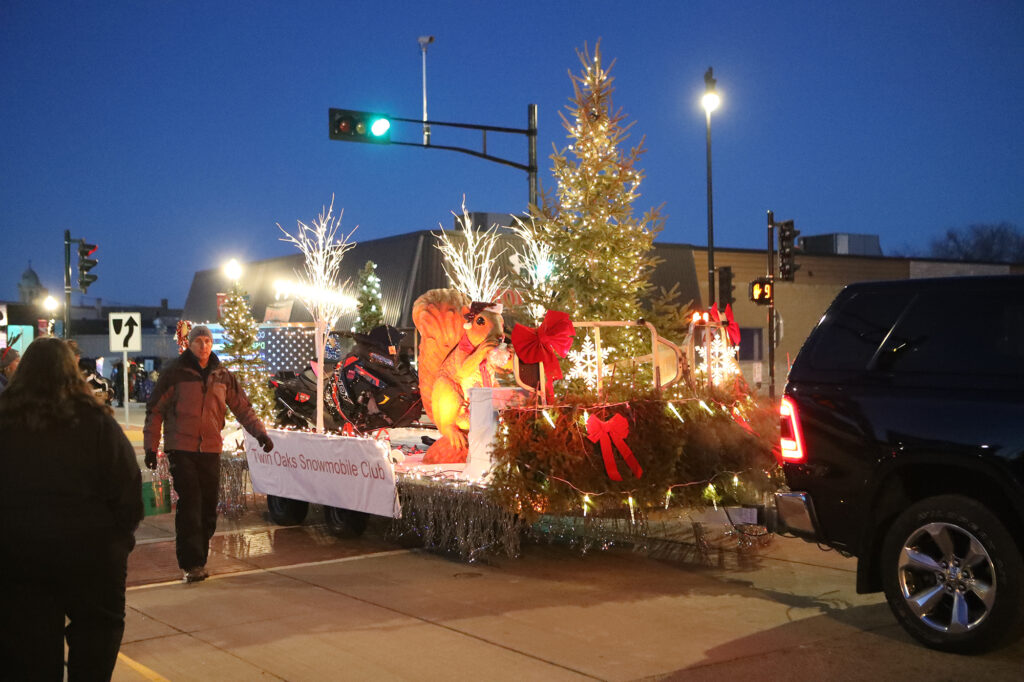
[780,396,806,463]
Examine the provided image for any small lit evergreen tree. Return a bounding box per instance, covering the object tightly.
[352,260,384,333]
[220,284,275,423]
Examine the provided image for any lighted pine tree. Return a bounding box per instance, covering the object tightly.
[352,260,384,333]
[219,284,275,423]
[531,41,663,359]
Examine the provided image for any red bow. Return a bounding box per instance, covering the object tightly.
[709,304,741,346]
[511,310,575,397]
[586,413,642,481]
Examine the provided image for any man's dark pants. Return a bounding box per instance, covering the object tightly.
[167,451,220,570]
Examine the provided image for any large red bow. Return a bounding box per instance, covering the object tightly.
[710,303,741,346]
[511,310,575,397]
[586,413,643,481]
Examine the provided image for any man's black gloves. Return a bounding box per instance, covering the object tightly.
[144,450,158,470]
[257,434,274,453]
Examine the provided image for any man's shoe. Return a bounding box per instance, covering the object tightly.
[183,567,208,583]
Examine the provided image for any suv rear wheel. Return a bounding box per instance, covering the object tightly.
[881,494,1024,654]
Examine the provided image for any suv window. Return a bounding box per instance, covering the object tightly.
[805,290,913,371]
[877,290,1024,377]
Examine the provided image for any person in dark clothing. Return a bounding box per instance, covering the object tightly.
[143,325,273,583]
[0,336,143,681]
[0,344,19,394]
[67,339,115,405]
[111,360,124,406]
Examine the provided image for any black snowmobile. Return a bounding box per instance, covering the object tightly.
[269,325,422,434]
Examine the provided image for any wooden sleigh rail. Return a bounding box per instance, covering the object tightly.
[512,320,687,405]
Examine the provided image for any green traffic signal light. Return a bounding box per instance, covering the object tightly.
[329,108,392,144]
[369,117,391,137]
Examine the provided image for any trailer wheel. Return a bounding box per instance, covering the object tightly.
[267,495,309,525]
[323,506,369,538]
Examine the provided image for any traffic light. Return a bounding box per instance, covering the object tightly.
[328,108,392,144]
[77,240,98,293]
[749,277,773,305]
[718,266,735,306]
[778,220,800,281]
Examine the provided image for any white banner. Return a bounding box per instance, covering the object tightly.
[244,429,401,518]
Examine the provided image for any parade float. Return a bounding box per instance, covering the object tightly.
[222,195,778,563]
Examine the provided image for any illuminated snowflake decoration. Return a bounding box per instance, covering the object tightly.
[695,330,740,387]
[566,335,615,390]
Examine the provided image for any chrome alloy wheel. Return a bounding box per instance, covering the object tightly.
[897,521,996,634]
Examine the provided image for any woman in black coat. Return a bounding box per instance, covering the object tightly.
[0,337,143,681]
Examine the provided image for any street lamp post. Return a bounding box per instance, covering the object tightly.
[418,35,435,145]
[43,295,59,335]
[702,67,720,309]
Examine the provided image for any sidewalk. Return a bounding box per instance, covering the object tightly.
[129,504,399,586]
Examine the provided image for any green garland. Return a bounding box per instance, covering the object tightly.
[487,388,780,523]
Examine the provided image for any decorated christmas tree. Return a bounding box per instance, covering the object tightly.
[352,260,384,334]
[529,41,663,326]
[219,284,275,423]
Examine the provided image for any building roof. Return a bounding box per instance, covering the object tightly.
[182,231,707,328]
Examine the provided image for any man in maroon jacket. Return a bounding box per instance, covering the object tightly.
[144,325,274,582]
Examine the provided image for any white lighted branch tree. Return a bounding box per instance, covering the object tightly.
[435,199,508,303]
[278,196,357,432]
[509,215,556,324]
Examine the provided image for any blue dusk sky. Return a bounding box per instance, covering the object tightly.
[2,0,1022,307]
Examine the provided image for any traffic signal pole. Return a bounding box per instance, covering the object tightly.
[767,211,776,400]
[63,230,72,338]
[389,104,540,208]
[332,105,540,210]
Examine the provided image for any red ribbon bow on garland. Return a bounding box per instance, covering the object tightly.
[586,413,643,482]
[709,303,741,346]
[511,310,575,397]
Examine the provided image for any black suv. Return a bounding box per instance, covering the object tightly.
[775,275,1024,653]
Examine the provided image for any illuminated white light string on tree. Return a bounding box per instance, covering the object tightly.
[508,215,555,324]
[530,40,663,367]
[277,195,357,432]
[352,260,384,333]
[434,198,508,304]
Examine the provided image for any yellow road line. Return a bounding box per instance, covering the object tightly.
[117,652,171,681]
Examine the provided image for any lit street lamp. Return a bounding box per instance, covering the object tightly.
[702,67,720,309]
[43,295,59,335]
[223,258,243,285]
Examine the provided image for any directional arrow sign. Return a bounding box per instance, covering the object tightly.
[109,312,142,352]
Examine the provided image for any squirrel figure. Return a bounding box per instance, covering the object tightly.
[413,288,506,464]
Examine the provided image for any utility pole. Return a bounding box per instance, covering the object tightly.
[418,35,434,145]
[63,230,72,338]
[766,211,776,400]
